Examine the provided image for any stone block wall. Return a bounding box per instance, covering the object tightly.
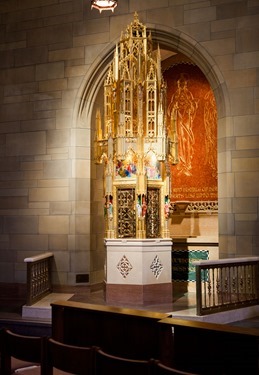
[0,0,258,288]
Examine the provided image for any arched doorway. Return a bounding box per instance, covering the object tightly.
[75,24,229,287]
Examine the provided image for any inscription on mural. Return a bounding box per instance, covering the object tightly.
[173,186,217,200]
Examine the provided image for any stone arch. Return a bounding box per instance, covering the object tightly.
[74,25,230,282]
[76,26,230,124]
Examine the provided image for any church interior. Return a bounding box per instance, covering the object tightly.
[0,0,258,374]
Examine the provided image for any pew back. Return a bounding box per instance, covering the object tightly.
[154,360,199,374]
[159,318,259,375]
[46,338,95,375]
[51,301,170,361]
[95,348,154,375]
[0,329,46,375]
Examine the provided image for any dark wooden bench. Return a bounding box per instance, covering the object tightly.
[51,300,259,374]
[0,328,46,375]
[158,317,259,375]
[95,348,154,375]
[51,300,171,362]
[46,337,95,375]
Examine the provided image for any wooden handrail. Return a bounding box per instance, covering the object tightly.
[24,252,53,306]
[159,316,259,336]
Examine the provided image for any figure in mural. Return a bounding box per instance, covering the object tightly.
[136,194,147,233]
[164,195,170,219]
[204,90,217,178]
[136,196,142,218]
[104,195,113,219]
[168,73,198,176]
[116,149,137,178]
[104,195,114,234]
[144,150,161,179]
[142,195,147,218]
[108,197,113,219]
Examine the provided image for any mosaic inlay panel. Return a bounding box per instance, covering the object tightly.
[150,255,163,279]
[172,249,209,281]
[117,255,133,279]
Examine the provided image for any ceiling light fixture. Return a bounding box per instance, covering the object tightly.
[91,0,118,13]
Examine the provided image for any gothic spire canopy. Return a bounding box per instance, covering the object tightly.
[94,13,177,239]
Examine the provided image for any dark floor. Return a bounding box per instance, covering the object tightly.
[229,315,259,328]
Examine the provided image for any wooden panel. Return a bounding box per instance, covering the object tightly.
[51,301,171,361]
[52,301,259,374]
[159,318,259,374]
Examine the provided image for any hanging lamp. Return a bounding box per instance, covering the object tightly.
[91,0,118,12]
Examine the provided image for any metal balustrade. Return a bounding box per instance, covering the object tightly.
[194,257,259,315]
[24,252,53,306]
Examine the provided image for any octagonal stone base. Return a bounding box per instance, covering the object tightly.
[104,238,173,305]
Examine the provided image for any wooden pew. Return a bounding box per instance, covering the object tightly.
[46,337,95,375]
[51,300,259,374]
[158,317,259,375]
[95,348,154,375]
[0,328,46,375]
[51,301,171,363]
[153,361,198,374]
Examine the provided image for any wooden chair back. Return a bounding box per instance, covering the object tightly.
[95,348,154,375]
[154,361,199,375]
[1,328,45,375]
[46,337,95,375]
[0,329,3,375]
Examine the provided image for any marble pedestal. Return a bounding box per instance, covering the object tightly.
[104,238,173,304]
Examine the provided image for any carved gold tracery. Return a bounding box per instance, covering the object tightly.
[117,188,136,238]
[146,188,160,238]
[94,13,176,239]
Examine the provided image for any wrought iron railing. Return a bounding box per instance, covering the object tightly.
[24,252,53,306]
[194,257,259,315]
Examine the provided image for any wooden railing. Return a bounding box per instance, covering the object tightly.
[194,257,259,315]
[24,252,53,306]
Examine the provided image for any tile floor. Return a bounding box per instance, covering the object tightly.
[0,288,259,329]
[70,289,259,326]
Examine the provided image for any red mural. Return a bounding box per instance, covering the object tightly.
[163,63,218,202]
